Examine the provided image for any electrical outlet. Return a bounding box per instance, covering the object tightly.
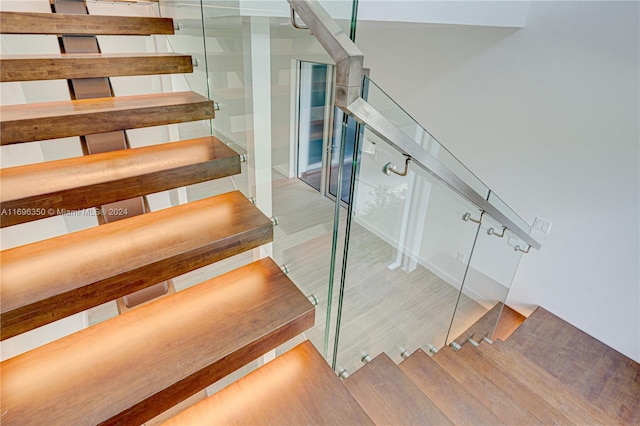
[533,217,552,234]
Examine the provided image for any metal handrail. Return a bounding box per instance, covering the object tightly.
[288,0,540,250]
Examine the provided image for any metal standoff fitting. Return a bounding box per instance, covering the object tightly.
[481,336,494,344]
[515,244,532,254]
[173,22,180,31]
[487,226,507,237]
[307,294,318,306]
[270,216,279,226]
[467,337,480,347]
[361,354,372,364]
[449,341,463,351]
[191,58,199,67]
[337,368,350,379]
[281,264,290,274]
[428,344,439,355]
[248,197,256,205]
[400,348,410,359]
[462,211,484,224]
[214,102,221,111]
[382,156,411,177]
[239,154,247,163]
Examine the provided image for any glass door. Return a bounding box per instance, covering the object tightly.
[296,62,332,192]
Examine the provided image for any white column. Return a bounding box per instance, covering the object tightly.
[244,17,273,259]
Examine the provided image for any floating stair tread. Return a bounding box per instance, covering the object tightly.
[492,304,526,341]
[0,53,193,82]
[0,11,174,35]
[0,258,315,426]
[163,341,374,426]
[506,306,640,424]
[452,344,575,425]
[1,190,273,340]
[478,341,613,425]
[0,91,214,145]
[344,353,452,425]
[433,346,542,425]
[399,349,504,425]
[1,136,240,227]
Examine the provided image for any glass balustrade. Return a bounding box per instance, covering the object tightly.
[154,0,539,374]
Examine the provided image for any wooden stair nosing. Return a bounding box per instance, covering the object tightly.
[344,352,452,425]
[452,344,575,425]
[478,341,613,425]
[0,191,272,340]
[0,91,215,145]
[0,136,240,228]
[0,11,175,36]
[399,349,505,425]
[0,53,193,82]
[0,258,315,426]
[433,346,543,425]
[162,341,374,426]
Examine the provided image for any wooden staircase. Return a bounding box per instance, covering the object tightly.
[162,306,638,425]
[2,5,639,426]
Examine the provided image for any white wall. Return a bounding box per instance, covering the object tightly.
[356,1,640,361]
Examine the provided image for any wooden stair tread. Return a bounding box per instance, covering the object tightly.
[0,191,273,340]
[0,11,174,35]
[452,344,575,425]
[0,258,315,426]
[492,304,526,341]
[399,349,504,425]
[506,306,640,424]
[433,346,542,425]
[0,91,214,145]
[0,53,193,82]
[163,341,374,426]
[478,341,613,424]
[1,136,240,227]
[344,353,452,425]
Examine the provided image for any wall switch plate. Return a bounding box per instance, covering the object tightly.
[533,216,552,234]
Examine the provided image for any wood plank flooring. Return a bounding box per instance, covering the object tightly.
[506,307,640,424]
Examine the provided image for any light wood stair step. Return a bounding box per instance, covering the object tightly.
[0,258,314,426]
[1,136,240,227]
[0,190,272,340]
[0,91,214,145]
[0,53,193,82]
[505,306,640,424]
[451,344,575,425]
[0,11,174,35]
[478,341,613,424]
[433,346,542,425]
[162,340,374,426]
[344,352,452,425]
[399,349,504,425]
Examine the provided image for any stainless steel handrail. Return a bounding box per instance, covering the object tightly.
[288,0,540,250]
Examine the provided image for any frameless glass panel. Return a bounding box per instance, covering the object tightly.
[364,76,491,199]
[332,126,485,373]
[488,190,532,235]
[447,213,525,346]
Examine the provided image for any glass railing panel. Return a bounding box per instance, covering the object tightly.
[332,126,486,373]
[157,0,357,359]
[446,213,525,347]
[364,76,491,200]
[488,190,532,235]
